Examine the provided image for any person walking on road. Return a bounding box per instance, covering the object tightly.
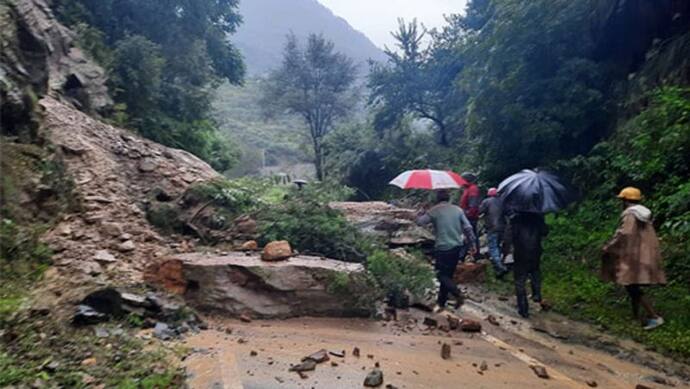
[602,187,666,330]
[417,190,478,312]
[480,188,509,278]
[511,212,548,318]
[460,172,481,260]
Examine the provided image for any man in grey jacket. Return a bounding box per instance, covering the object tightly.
[417,190,477,312]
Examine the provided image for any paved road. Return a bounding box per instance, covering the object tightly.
[181,304,688,389]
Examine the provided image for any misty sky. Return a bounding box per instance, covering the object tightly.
[317,0,468,49]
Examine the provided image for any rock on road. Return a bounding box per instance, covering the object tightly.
[181,306,688,389]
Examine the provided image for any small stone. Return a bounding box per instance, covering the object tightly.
[250,350,258,357]
[586,380,598,387]
[479,361,488,371]
[353,347,360,357]
[635,386,653,389]
[423,317,438,327]
[94,327,109,338]
[240,314,252,323]
[261,241,292,261]
[81,357,97,366]
[331,361,339,367]
[441,343,451,360]
[81,374,96,385]
[93,250,117,263]
[386,385,399,389]
[43,361,60,372]
[225,328,233,334]
[240,240,258,251]
[238,338,247,344]
[487,315,500,326]
[447,317,460,330]
[460,319,482,332]
[364,368,384,387]
[289,359,317,372]
[138,158,157,172]
[329,350,345,358]
[303,349,329,363]
[117,240,135,252]
[530,365,549,379]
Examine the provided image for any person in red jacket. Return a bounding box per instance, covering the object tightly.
[460,172,481,260]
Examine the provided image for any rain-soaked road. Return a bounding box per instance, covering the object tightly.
[181,297,689,389]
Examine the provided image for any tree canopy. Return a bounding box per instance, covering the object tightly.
[261,34,358,180]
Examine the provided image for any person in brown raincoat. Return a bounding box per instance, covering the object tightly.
[602,187,666,330]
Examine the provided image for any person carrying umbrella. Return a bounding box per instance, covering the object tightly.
[416,190,477,312]
[479,188,509,279]
[602,187,666,330]
[389,169,477,312]
[460,172,481,260]
[499,169,569,318]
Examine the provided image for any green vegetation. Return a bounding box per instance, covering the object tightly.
[261,33,359,180]
[367,250,435,306]
[0,319,183,387]
[256,183,373,262]
[52,0,245,172]
[213,79,309,176]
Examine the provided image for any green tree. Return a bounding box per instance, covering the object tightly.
[368,19,466,146]
[261,34,358,180]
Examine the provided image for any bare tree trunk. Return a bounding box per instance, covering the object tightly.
[313,137,324,181]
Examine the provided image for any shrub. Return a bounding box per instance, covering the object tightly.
[257,200,376,262]
[366,250,434,305]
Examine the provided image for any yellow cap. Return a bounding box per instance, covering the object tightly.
[617,187,642,201]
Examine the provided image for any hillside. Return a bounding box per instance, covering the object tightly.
[212,79,312,177]
[233,0,386,75]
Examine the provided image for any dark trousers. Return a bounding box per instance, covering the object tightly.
[469,219,480,258]
[434,246,466,307]
[513,250,542,316]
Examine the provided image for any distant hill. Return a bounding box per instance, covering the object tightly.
[233,0,386,75]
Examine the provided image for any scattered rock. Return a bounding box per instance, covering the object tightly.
[261,241,292,261]
[43,361,60,372]
[460,319,482,332]
[353,347,360,357]
[453,262,487,284]
[529,365,549,379]
[250,350,258,357]
[153,322,175,341]
[487,315,500,326]
[81,357,97,366]
[138,158,157,172]
[303,349,329,363]
[447,317,460,330]
[239,314,252,323]
[635,385,653,389]
[385,385,399,389]
[441,343,451,360]
[479,361,488,371]
[331,361,339,367]
[586,380,598,387]
[364,368,384,387]
[93,249,117,263]
[643,375,675,387]
[423,317,438,327]
[117,240,136,252]
[240,240,258,251]
[94,327,109,338]
[289,359,317,372]
[329,350,345,358]
[73,305,107,326]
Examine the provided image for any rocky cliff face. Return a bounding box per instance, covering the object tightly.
[1,0,111,138]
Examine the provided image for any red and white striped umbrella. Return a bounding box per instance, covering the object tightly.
[389,169,468,190]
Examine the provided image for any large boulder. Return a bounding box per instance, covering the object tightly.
[261,240,292,261]
[329,202,434,246]
[151,252,372,318]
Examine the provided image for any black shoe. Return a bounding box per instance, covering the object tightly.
[452,294,465,309]
[517,294,529,318]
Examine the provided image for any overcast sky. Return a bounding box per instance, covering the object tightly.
[317,0,468,49]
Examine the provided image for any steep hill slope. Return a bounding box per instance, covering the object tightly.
[233,0,385,75]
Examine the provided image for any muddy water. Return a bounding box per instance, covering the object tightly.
[182,308,688,389]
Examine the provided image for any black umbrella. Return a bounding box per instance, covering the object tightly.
[498,169,570,213]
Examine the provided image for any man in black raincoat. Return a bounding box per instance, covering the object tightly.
[510,212,548,318]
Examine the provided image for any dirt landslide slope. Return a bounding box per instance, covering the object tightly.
[35,96,220,312]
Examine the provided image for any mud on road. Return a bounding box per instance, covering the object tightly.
[181,304,689,389]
